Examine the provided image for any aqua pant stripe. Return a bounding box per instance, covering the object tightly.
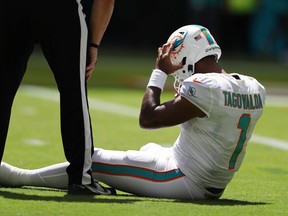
[92,162,185,182]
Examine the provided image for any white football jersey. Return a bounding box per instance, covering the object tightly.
[172,72,266,188]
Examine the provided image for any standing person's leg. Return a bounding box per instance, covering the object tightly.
[0,1,34,162]
[34,0,94,190]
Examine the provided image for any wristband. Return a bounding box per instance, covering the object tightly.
[147,69,168,91]
[90,42,100,49]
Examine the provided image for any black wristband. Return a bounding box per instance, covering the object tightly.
[90,42,100,49]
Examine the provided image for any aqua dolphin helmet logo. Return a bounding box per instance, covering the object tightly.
[172,31,188,53]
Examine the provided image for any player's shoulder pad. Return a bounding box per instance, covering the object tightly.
[180,73,221,100]
[183,73,220,89]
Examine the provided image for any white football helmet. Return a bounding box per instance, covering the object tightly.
[167,25,222,92]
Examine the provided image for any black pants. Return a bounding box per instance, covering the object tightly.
[0,0,94,185]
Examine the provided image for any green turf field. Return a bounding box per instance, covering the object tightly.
[0,50,288,215]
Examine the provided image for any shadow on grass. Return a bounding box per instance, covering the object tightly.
[119,194,269,206]
[174,198,268,206]
[0,188,139,204]
[0,187,268,206]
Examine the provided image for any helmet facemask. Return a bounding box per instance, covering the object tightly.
[172,57,195,93]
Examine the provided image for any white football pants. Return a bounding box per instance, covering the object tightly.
[0,143,216,200]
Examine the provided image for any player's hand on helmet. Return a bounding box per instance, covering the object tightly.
[86,46,98,81]
[156,42,183,75]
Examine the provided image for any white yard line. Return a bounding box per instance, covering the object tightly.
[19,85,288,150]
[19,85,139,118]
[265,95,288,107]
[251,135,288,150]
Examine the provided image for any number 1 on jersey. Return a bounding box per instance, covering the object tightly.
[229,114,251,170]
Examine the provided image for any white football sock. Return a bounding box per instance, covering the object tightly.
[0,162,69,189]
[0,162,32,187]
[31,162,69,189]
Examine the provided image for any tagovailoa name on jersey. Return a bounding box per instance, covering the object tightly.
[223,91,263,109]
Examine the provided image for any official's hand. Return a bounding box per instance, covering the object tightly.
[156,42,183,75]
[86,47,98,81]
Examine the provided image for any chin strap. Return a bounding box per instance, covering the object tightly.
[173,74,182,94]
